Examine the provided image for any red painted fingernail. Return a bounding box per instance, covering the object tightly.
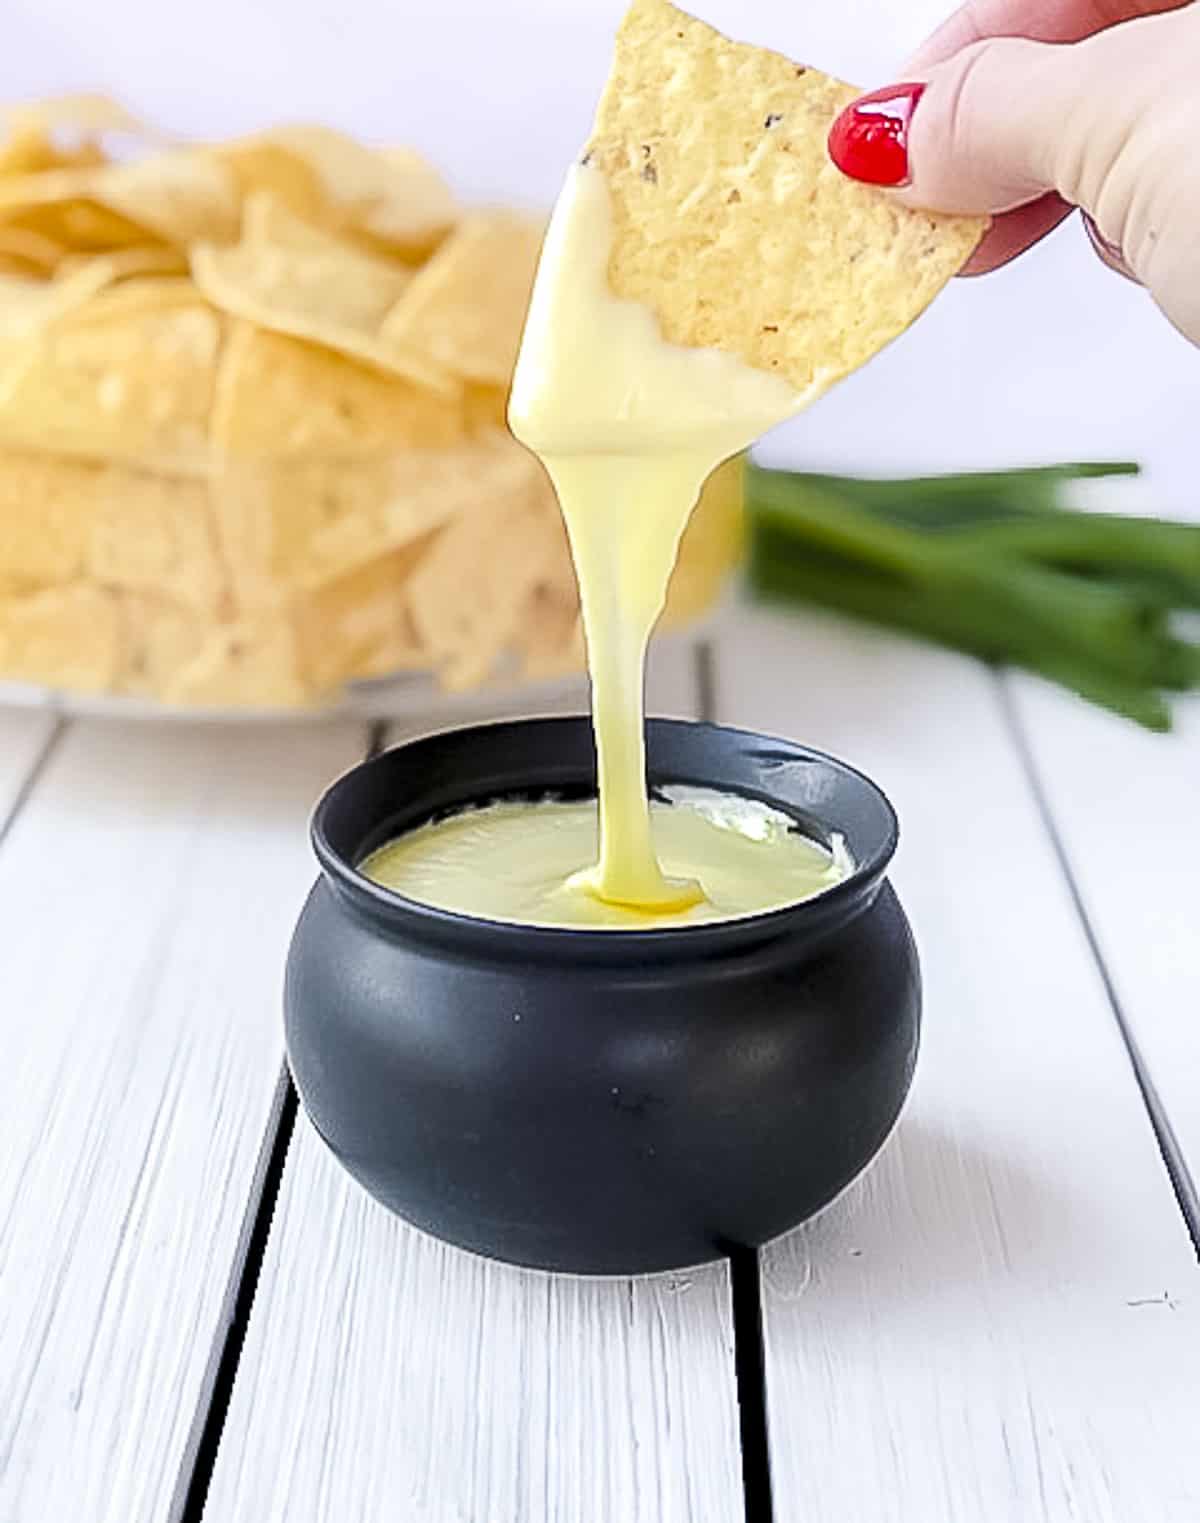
[828,83,926,187]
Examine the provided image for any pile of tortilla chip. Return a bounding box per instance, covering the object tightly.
[0,95,740,709]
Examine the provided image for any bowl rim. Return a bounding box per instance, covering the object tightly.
[310,715,899,958]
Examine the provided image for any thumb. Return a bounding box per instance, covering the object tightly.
[891,38,1072,214]
[827,12,1185,218]
[826,5,1200,344]
[827,36,1100,215]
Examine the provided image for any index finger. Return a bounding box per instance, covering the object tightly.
[907,0,1191,69]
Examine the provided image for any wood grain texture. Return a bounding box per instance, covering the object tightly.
[1009,677,1200,1200]
[205,637,747,1523]
[715,607,1200,1523]
[0,718,365,1523]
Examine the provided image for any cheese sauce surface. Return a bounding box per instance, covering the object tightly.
[362,790,848,930]
[508,163,805,917]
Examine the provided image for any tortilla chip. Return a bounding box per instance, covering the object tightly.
[0,224,63,272]
[3,95,153,143]
[211,322,463,457]
[463,383,513,433]
[366,145,459,249]
[93,151,239,244]
[54,273,203,322]
[0,126,65,179]
[193,194,409,312]
[0,292,222,461]
[87,469,227,614]
[214,454,411,606]
[0,451,97,582]
[213,454,395,605]
[586,0,985,397]
[662,451,743,626]
[308,431,538,577]
[116,592,208,696]
[192,194,449,392]
[0,582,122,690]
[157,521,440,705]
[164,613,313,707]
[0,260,120,339]
[0,150,239,249]
[303,131,456,251]
[223,127,456,255]
[381,211,544,386]
[0,451,226,612]
[289,541,435,691]
[406,448,564,689]
[239,192,332,252]
[0,106,126,182]
[517,594,585,682]
[513,535,585,681]
[57,244,188,283]
[210,138,327,225]
[0,200,151,253]
[213,430,525,609]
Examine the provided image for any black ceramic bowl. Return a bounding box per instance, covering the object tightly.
[285,717,920,1275]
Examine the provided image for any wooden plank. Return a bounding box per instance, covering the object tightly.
[1010,676,1200,1207]
[715,606,1200,1523]
[0,718,366,1523]
[207,1124,743,1523]
[0,709,58,824]
[206,638,747,1523]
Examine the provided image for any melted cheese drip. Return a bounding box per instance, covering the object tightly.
[509,162,802,913]
[362,790,848,930]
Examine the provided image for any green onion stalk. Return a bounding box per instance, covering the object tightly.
[743,461,1200,732]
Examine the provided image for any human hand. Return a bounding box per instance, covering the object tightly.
[827,0,1200,345]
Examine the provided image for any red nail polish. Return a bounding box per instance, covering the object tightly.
[828,83,925,187]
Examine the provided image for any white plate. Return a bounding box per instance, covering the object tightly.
[0,609,723,726]
[0,667,594,726]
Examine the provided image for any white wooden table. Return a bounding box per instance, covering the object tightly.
[3,604,1197,1523]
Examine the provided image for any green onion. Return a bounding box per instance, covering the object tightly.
[745,461,1200,732]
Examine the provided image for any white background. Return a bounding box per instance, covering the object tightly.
[3,0,1195,509]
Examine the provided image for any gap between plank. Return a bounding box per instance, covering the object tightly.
[696,636,776,1523]
[172,1067,298,1523]
[725,1243,777,1523]
[0,716,66,851]
[173,719,388,1523]
[997,675,1200,1259]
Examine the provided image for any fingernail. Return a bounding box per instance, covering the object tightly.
[828,83,926,187]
